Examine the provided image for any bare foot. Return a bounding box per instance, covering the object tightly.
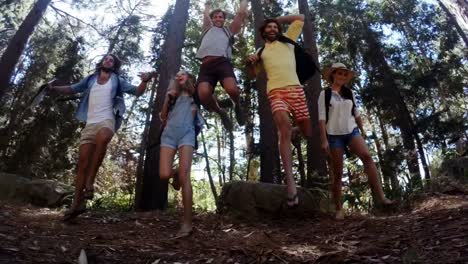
[63,202,87,222]
[381,197,394,205]
[286,193,299,207]
[174,224,193,239]
[335,209,345,220]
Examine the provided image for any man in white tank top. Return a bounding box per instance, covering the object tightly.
[49,54,154,221]
[195,0,249,131]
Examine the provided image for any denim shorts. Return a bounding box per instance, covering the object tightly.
[161,124,195,149]
[160,95,197,149]
[328,127,360,149]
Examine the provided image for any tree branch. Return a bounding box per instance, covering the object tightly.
[49,5,106,37]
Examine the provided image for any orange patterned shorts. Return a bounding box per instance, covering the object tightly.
[268,86,310,121]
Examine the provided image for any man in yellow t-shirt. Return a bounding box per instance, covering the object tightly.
[246,15,312,207]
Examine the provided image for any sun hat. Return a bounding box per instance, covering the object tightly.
[322,62,355,84]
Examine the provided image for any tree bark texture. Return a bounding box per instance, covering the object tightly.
[298,0,328,188]
[439,0,468,47]
[135,0,190,211]
[251,0,281,183]
[201,129,218,201]
[360,23,423,187]
[0,0,52,102]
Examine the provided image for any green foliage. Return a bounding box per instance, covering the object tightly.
[87,153,136,211]
[150,5,173,69]
[1,0,466,214]
[0,20,85,177]
[0,0,33,53]
[167,178,219,212]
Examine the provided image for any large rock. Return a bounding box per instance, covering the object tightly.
[0,172,73,207]
[431,157,468,194]
[219,181,331,218]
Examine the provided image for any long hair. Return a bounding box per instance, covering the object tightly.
[95,53,122,74]
[329,70,337,84]
[259,18,283,40]
[329,70,353,86]
[168,71,196,95]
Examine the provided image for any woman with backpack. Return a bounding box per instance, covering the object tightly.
[159,70,202,237]
[318,63,393,220]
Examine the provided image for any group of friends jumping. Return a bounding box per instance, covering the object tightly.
[48,0,393,238]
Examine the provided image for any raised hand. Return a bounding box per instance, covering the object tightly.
[45,79,58,94]
[239,0,249,13]
[138,71,156,83]
[246,54,259,64]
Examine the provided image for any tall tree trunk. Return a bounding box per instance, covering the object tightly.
[367,112,390,190]
[376,110,401,195]
[414,127,431,180]
[251,0,281,183]
[360,22,422,187]
[292,137,306,187]
[134,80,158,208]
[229,129,235,181]
[134,0,190,211]
[0,0,52,102]
[244,81,254,181]
[215,119,224,186]
[221,131,227,183]
[201,129,218,202]
[298,0,328,189]
[107,0,144,54]
[376,109,390,148]
[439,0,468,46]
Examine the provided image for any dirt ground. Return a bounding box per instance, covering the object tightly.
[0,193,467,264]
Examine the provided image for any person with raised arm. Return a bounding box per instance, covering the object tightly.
[195,0,249,131]
[246,14,312,207]
[48,54,154,221]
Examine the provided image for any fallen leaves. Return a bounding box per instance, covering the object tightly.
[0,194,466,263]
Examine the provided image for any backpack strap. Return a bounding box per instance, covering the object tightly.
[222,26,234,45]
[257,36,295,59]
[278,35,320,76]
[341,86,356,117]
[277,35,297,46]
[167,94,178,113]
[257,46,265,58]
[192,100,203,150]
[325,87,356,124]
[201,26,234,45]
[325,88,332,124]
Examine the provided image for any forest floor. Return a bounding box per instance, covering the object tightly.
[0,193,467,264]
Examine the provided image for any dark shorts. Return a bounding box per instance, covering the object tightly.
[196,57,236,92]
[328,127,360,149]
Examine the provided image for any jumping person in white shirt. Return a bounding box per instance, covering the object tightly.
[48,54,154,221]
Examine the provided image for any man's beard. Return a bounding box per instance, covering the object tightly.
[264,31,279,41]
[101,66,113,73]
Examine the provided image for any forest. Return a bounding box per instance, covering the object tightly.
[0,0,467,263]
